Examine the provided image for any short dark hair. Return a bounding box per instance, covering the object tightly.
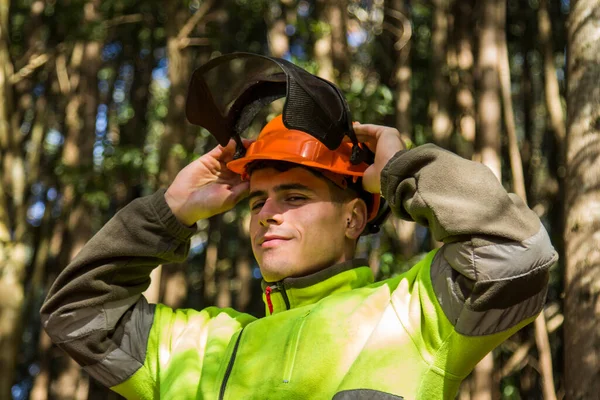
[246,160,371,209]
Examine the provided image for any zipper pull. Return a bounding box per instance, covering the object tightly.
[276,281,291,310]
[265,285,274,315]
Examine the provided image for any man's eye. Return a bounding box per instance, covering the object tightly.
[286,195,306,202]
[250,201,265,211]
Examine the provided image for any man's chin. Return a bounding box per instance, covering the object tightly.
[257,257,297,282]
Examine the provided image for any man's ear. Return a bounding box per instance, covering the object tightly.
[345,198,368,240]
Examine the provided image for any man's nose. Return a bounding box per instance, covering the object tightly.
[258,199,283,227]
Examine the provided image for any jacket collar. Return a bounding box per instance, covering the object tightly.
[260,259,373,315]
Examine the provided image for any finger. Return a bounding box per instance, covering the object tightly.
[361,165,381,194]
[217,140,245,165]
[220,138,256,162]
[219,139,238,156]
[352,124,380,137]
[354,124,402,141]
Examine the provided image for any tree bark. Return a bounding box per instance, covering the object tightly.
[0,1,45,396]
[314,0,348,82]
[327,0,349,77]
[539,0,566,153]
[151,2,213,305]
[498,5,557,397]
[564,0,600,398]
[474,0,502,180]
[113,14,156,209]
[266,2,289,58]
[471,0,503,397]
[51,3,104,398]
[471,352,493,400]
[452,0,476,159]
[0,2,20,397]
[383,0,417,259]
[159,3,195,185]
[497,2,525,203]
[386,0,412,138]
[429,0,452,148]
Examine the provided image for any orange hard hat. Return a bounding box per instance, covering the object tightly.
[227,115,381,221]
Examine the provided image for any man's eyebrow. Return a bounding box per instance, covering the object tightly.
[247,190,267,203]
[247,183,315,203]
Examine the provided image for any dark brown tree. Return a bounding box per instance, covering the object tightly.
[471,0,503,398]
[429,0,452,148]
[314,0,349,81]
[564,0,600,398]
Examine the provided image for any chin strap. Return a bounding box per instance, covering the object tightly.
[350,142,374,165]
[365,201,391,235]
[342,117,373,165]
[232,134,246,159]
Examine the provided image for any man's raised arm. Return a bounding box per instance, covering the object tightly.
[40,189,196,388]
[379,143,557,336]
[41,139,251,395]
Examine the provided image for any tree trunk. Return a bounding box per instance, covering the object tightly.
[564,0,600,398]
[160,3,194,185]
[384,0,417,259]
[538,0,566,327]
[471,0,503,397]
[51,3,104,398]
[471,352,493,400]
[452,0,476,159]
[497,2,525,203]
[150,2,200,305]
[539,0,566,152]
[533,315,557,400]
[114,16,156,209]
[386,0,412,138]
[520,23,535,204]
[314,0,346,82]
[327,0,349,77]
[266,2,289,58]
[474,0,502,180]
[0,2,19,397]
[0,1,40,396]
[235,241,252,312]
[498,5,557,397]
[429,0,452,148]
[204,215,222,304]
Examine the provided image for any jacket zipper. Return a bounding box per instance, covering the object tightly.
[265,282,291,314]
[219,328,244,400]
[282,311,309,383]
[277,281,291,309]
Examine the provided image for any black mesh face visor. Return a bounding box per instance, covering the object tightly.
[185,52,371,164]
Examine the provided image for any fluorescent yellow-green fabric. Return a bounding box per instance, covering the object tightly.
[112,250,535,400]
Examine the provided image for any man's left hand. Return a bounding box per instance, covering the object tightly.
[352,123,406,194]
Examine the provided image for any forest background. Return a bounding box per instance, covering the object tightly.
[0,0,598,399]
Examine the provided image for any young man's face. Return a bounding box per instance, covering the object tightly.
[248,167,353,282]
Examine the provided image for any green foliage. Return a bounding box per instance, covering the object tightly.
[378,251,426,280]
[343,78,394,124]
[309,20,331,38]
[83,190,111,210]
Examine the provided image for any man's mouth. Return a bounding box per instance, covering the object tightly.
[259,235,291,247]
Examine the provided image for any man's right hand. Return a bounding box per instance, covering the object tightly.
[164,140,250,226]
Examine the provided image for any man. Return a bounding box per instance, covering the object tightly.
[41,113,557,399]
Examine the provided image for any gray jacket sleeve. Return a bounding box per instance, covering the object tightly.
[40,189,196,387]
[380,144,558,336]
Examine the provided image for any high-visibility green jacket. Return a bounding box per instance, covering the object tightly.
[41,145,557,400]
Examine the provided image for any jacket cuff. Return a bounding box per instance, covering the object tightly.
[380,149,409,201]
[148,189,197,242]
